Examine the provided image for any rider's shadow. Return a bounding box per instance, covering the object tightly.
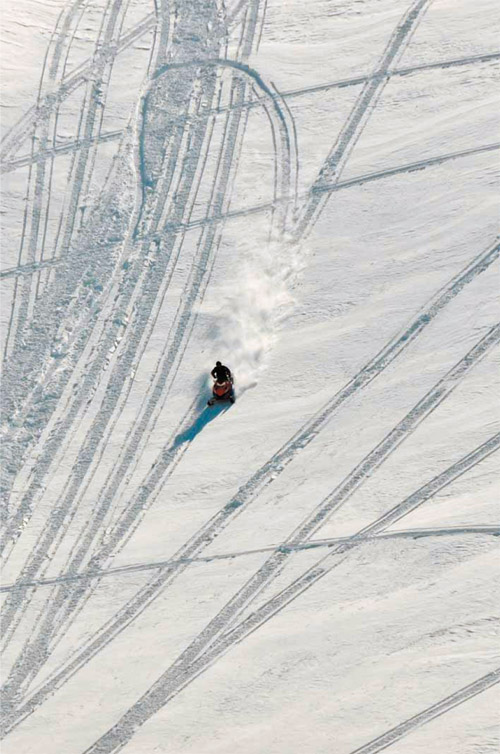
[172,385,231,450]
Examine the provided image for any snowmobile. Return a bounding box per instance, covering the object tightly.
[207,378,235,406]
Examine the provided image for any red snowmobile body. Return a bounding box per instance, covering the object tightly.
[208,379,235,406]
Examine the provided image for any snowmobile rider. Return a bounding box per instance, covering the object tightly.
[211,361,232,384]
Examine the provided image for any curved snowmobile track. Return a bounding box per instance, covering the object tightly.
[3,1,274,572]
[2,51,499,180]
[1,0,293,712]
[0,0,288,532]
[1,0,499,751]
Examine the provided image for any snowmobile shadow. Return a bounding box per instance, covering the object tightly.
[172,402,230,449]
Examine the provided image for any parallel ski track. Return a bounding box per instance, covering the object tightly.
[294,0,431,239]
[0,0,286,707]
[5,325,498,737]
[347,668,500,754]
[74,429,500,752]
[2,524,498,594]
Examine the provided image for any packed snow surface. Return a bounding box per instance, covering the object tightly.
[1,0,499,752]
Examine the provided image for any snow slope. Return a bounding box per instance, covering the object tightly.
[1,0,499,752]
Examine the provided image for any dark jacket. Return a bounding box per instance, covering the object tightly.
[211,363,232,383]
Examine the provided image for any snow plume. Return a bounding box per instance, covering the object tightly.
[211,233,304,393]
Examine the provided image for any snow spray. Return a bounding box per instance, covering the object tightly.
[211,232,305,393]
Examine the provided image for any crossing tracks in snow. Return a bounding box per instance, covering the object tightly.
[1,0,499,750]
[75,431,500,753]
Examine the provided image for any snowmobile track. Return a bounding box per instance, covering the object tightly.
[4,331,498,738]
[13,142,493,689]
[0,10,157,164]
[73,429,500,753]
[1,227,497,706]
[295,0,431,238]
[2,525,498,595]
[0,0,142,514]
[0,0,290,543]
[3,0,129,363]
[0,10,229,641]
[4,0,278,604]
[347,667,500,754]
[1,1,498,745]
[1,0,290,711]
[5,45,497,176]
[2,0,89,362]
[0,3,219,552]
[2,141,497,284]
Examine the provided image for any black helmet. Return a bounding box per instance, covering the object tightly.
[216,360,221,366]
